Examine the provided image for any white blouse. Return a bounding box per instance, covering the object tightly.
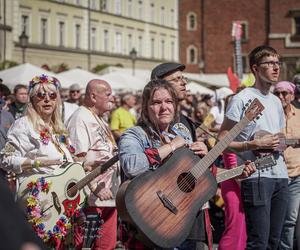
[0,116,73,183]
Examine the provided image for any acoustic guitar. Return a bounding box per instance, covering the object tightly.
[17,155,119,234]
[116,98,264,248]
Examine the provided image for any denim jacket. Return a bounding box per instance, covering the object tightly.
[118,123,192,179]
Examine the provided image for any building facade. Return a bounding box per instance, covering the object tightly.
[179,0,300,80]
[0,0,179,71]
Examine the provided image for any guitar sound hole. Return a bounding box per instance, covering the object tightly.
[67,182,78,198]
[177,172,196,193]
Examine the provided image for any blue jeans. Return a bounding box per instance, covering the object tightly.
[241,178,288,250]
[279,175,300,250]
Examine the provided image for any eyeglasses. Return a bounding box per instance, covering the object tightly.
[168,75,188,84]
[273,91,290,97]
[259,61,282,68]
[36,92,57,100]
[70,90,80,94]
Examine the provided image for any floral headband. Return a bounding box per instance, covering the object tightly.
[29,74,60,92]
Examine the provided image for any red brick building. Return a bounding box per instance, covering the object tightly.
[179,0,300,80]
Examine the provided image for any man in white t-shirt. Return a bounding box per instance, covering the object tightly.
[67,79,120,250]
[218,45,289,250]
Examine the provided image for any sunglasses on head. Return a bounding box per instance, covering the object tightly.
[36,92,57,100]
[273,91,290,97]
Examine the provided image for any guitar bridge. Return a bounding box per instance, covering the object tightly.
[52,192,61,214]
[157,190,177,214]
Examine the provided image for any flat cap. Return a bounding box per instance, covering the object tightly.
[151,62,185,80]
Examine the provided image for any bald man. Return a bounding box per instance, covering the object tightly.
[67,79,120,249]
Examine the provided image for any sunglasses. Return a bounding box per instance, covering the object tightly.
[273,91,290,97]
[70,90,80,94]
[36,92,57,100]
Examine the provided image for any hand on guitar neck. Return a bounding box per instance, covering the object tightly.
[253,130,300,154]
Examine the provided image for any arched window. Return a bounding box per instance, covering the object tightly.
[187,46,197,64]
[187,12,197,30]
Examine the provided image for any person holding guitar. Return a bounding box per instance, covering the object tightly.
[218,45,289,250]
[0,74,75,248]
[150,62,211,250]
[67,79,120,250]
[118,79,208,249]
[272,81,300,250]
[118,79,255,249]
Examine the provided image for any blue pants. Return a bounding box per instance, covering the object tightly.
[241,178,288,250]
[279,175,300,250]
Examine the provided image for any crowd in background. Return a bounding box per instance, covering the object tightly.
[0,47,299,250]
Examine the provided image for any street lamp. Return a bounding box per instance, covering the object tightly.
[129,48,137,76]
[19,31,29,63]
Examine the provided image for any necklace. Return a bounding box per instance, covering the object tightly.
[86,106,117,149]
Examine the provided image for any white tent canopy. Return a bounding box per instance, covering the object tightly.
[99,71,147,91]
[0,63,73,90]
[58,68,103,90]
[186,82,215,95]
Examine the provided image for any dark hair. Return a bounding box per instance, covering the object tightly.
[249,45,279,73]
[13,84,27,94]
[138,79,179,138]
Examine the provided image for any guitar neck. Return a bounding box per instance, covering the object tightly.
[285,138,300,146]
[216,165,245,183]
[191,116,250,179]
[76,155,119,190]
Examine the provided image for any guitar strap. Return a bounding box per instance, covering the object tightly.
[204,209,213,250]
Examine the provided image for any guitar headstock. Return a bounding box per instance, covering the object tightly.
[254,155,276,171]
[244,98,264,122]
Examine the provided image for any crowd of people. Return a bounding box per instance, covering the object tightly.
[0,45,299,250]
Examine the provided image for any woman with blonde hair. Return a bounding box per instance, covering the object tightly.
[0,74,75,248]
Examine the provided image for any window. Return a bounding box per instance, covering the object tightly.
[187,12,196,30]
[161,6,165,25]
[138,36,143,56]
[40,18,48,44]
[128,34,132,53]
[75,24,81,48]
[90,0,97,9]
[187,46,197,64]
[58,21,65,46]
[170,9,174,27]
[21,15,29,34]
[103,29,109,51]
[128,0,132,17]
[151,38,155,58]
[115,0,121,15]
[161,40,165,59]
[138,1,143,20]
[150,3,155,22]
[115,32,122,53]
[171,41,175,61]
[101,0,107,12]
[91,27,96,50]
[295,17,300,35]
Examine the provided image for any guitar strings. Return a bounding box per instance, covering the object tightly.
[167,122,246,202]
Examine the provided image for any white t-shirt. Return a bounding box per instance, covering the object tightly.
[226,87,288,179]
[63,102,78,125]
[209,101,225,125]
